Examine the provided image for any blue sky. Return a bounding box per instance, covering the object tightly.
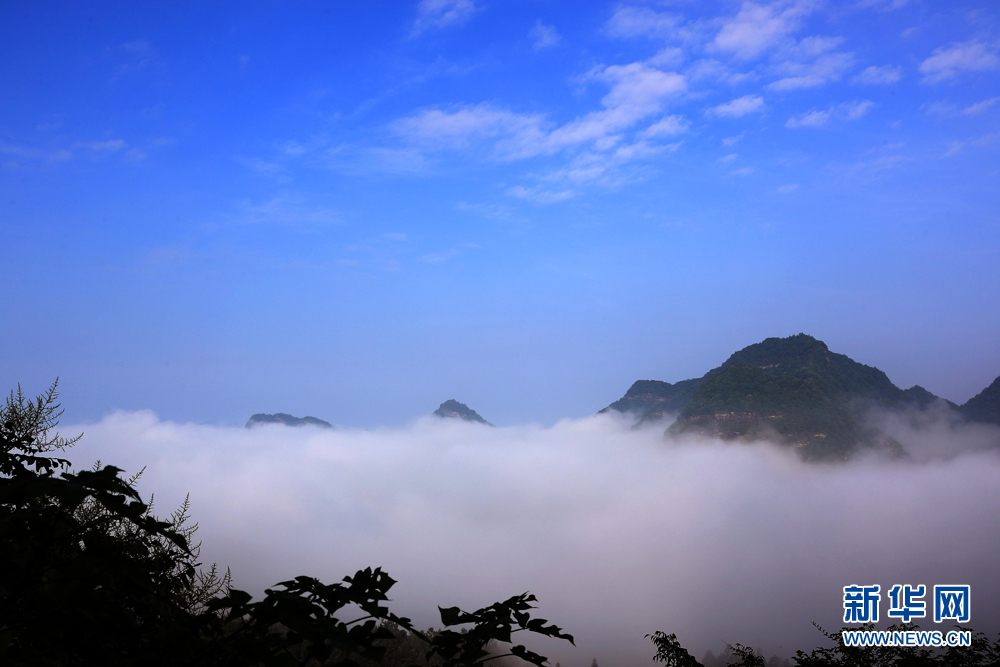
[2,0,999,426]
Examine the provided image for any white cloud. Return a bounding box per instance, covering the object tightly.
[686,58,758,86]
[964,97,999,114]
[606,5,679,39]
[648,47,685,69]
[851,64,902,85]
[730,165,755,176]
[786,109,830,127]
[717,153,738,164]
[788,35,845,58]
[786,100,874,128]
[768,51,856,90]
[722,134,745,147]
[706,95,765,118]
[530,21,562,51]
[521,63,686,154]
[777,183,799,193]
[919,41,1000,84]
[842,100,875,119]
[389,60,690,190]
[392,104,546,151]
[561,63,687,141]
[922,100,957,117]
[394,62,686,162]
[412,0,477,35]
[539,139,679,187]
[642,115,689,138]
[712,1,815,60]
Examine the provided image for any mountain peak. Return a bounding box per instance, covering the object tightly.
[434,400,493,426]
[601,333,927,460]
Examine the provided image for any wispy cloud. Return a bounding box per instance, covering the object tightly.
[507,185,576,203]
[767,51,855,90]
[963,97,999,115]
[777,183,799,193]
[530,20,562,51]
[856,0,909,10]
[111,39,159,82]
[923,97,1000,118]
[393,62,686,162]
[391,104,545,153]
[642,115,689,138]
[786,100,873,128]
[412,0,477,35]
[606,4,679,39]
[712,1,815,60]
[2,136,141,167]
[851,64,902,85]
[542,64,686,151]
[944,131,1000,157]
[235,194,343,227]
[79,139,128,153]
[919,41,1000,84]
[420,243,479,263]
[706,95,765,118]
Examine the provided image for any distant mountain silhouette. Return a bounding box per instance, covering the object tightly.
[603,333,997,461]
[434,400,493,426]
[246,413,333,428]
[961,376,1000,426]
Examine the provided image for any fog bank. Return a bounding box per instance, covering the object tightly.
[69,411,1000,665]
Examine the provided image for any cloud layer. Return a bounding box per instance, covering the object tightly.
[70,410,1000,664]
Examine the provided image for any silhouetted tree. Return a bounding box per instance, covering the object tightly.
[0,381,574,666]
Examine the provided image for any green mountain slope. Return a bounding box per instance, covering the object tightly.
[598,378,703,423]
[601,333,981,460]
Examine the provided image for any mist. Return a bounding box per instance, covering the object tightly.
[68,410,1000,665]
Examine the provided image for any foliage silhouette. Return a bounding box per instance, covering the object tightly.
[0,381,574,666]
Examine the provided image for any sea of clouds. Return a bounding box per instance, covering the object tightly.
[67,410,1000,665]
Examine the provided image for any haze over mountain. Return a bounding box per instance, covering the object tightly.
[603,334,1000,461]
[433,399,493,426]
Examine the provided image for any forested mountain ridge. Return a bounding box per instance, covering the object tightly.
[246,413,333,428]
[603,334,999,461]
